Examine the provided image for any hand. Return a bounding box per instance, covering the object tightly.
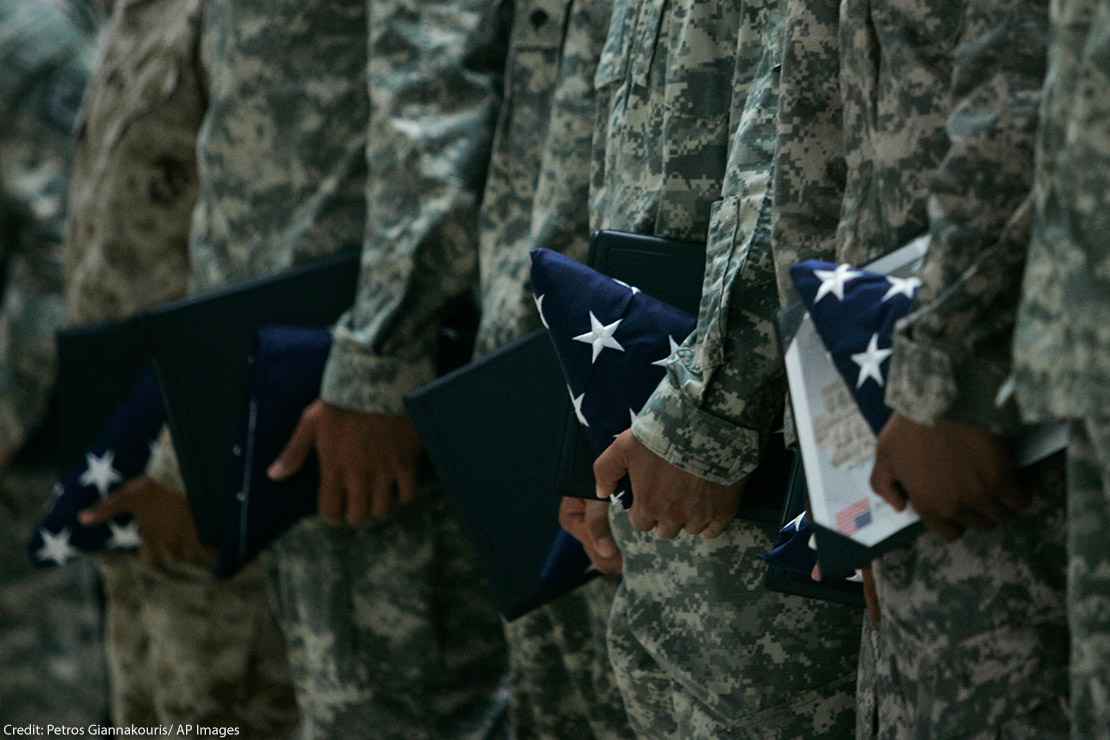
[559,497,623,575]
[861,567,880,625]
[79,476,211,566]
[870,414,1030,541]
[268,400,422,527]
[593,430,741,540]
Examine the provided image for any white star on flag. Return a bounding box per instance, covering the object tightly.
[80,451,122,498]
[851,333,893,388]
[614,279,640,295]
[37,528,76,566]
[785,511,806,532]
[573,311,624,363]
[882,275,921,302]
[651,335,682,368]
[533,294,549,329]
[107,521,142,550]
[568,386,589,427]
[813,264,863,303]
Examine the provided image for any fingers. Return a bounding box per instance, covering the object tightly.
[269,403,320,481]
[396,468,418,506]
[345,470,372,527]
[594,435,631,500]
[368,475,394,522]
[584,501,622,575]
[869,452,907,511]
[318,462,345,526]
[79,478,146,525]
[653,520,682,540]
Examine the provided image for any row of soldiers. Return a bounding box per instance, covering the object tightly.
[0,0,1106,737]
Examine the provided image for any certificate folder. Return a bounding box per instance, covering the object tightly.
[146,249,360,546]
[405,330,585,620]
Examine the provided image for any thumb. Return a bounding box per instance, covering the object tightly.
[79,478,145,525]
[584,500,617,559]
[593,433,631,500]
[269,403,320,481]
[869,448,906,511]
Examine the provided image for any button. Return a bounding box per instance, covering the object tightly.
[530,9,548,29]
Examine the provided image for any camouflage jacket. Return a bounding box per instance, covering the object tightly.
[318,0,510,413]
[65,0,204,326]
[1013,0,1110,423]
[590,0,784,487]
[881,0,1050,434]
[67,0,206,492]
[0,0,91,454]
[474,0,612,358]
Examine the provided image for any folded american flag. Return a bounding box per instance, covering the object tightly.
[28,370,164,567]
[529,248,697,507]
[789,260,921,435]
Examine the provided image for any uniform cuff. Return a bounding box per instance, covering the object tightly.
[885,333,1022,435]
[630,376,763,487]
[320,333,436,416]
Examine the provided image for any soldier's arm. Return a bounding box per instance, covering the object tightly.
[629,0,785,487]
[883,0,1048,435]
[318,0,510,416]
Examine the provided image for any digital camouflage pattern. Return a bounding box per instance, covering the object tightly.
[1019,1,1110,732]
[590,0,862,735]
[318,0,509,414]
[192,1,508,736]
[0,466,107,725]
[1066,418,1110,738]
[266,501,506,740]
[475,1,632,736]
[65,0,202,326]
[99,556,297,736]
[823,0,1071,732]
[503,578,633,740]
[64,1,300,734]
[1013,0,1110,425]
[0,0,105,724]
[882,0,1049,434]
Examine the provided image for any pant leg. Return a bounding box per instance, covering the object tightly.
[607,506,861,739]
[0,464,108,725]
[266,495,507,740]
[505,576,634,740]
[871,453,1070,739]
[1068,417,1110,739]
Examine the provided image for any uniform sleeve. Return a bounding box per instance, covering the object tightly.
[630,0,785,486]
[884,0,1049,434]
[319,0,510,414]
[0,31,88,453]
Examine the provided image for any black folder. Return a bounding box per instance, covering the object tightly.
[146,250,360,546]
[54,315,153,470]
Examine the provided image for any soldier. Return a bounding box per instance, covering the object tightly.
[179,1,509,737]
[772,0,1071,733]
[1013,0,1110,733]
[336,0,635,736]
[0,0,107,723]
[62,1,302,735]
[586,0,863,736]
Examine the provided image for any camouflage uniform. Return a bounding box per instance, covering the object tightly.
[189,2,508,737]
[1013,0,1110,733]
[591,1,862,736]
[472,1,632,737]
[816,0,1070,732]
[0,0,107,724]
[64,1,300,735]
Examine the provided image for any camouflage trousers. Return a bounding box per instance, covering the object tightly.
[856,453,1070,739]
[0,465,107,725]
[99,555,298,738]
[1067,417,1110,740]
[265,495,508,740]
[607,507,861,738]
[504,576,634,740]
